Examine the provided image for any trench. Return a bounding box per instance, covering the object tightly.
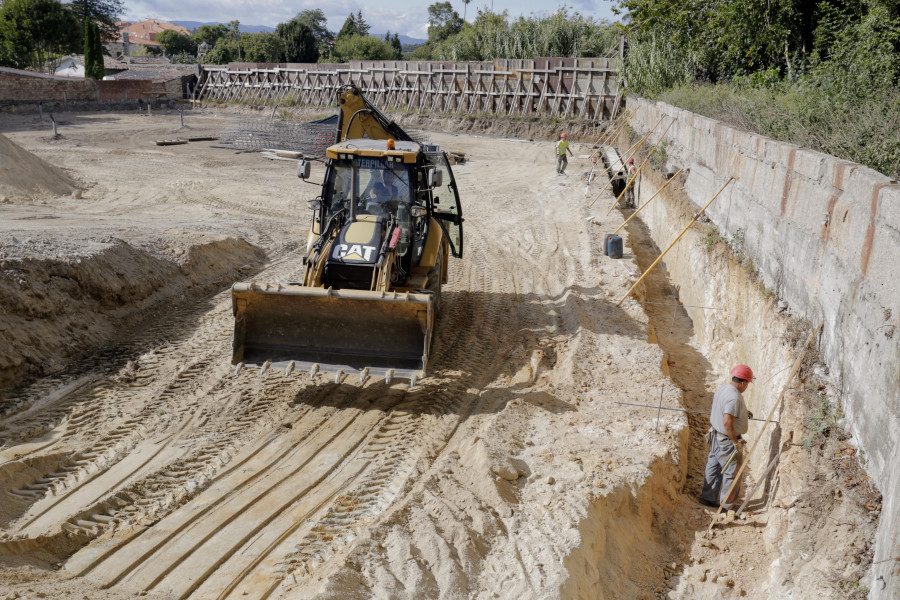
[565,151,881,600]
[623,215,715,500]
[560,203,721,600]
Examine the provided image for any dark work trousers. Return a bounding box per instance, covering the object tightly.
[700,434,739,508]
[557,154,568,174]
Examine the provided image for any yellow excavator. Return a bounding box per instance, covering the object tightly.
[231,86,464,385]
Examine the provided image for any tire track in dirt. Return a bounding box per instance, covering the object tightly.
[49,216,518,599]
[0,255,316,547]
[0,251,305,458]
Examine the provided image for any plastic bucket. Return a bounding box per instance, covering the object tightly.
[607,235,623,259]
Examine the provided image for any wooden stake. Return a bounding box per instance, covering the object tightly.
[616,176,734,307]
[706,322,823,534]
[587,115,664,208]
[612,168,685,235]
[606,119,676,214]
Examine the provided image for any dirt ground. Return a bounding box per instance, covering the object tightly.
[0,109,880,599]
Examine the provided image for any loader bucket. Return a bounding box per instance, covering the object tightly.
[231,283,433,381]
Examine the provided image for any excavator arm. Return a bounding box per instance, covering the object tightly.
[336,85,414,143]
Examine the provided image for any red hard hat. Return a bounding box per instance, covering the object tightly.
[627,158,634,164]
[560,133,568,138]
[730,364,755,381]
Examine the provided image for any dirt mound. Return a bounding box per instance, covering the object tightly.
[0,236,265,393]
[0,134,78,200]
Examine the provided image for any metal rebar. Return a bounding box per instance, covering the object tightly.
[614,401,772,423]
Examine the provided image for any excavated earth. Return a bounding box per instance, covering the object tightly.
[0,109,879,599]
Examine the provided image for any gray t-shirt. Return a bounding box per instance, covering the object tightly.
[710,383,748,436]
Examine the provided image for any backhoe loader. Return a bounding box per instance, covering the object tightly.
[231,86,464,385]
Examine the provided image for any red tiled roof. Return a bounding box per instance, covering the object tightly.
[119,19,190,46]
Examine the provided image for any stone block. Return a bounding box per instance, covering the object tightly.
[864,220,900,299]
[749,161,780,203]
[875,184,900,226]
[844,164,889,202]
[791,149,828,184]
[826,198,858,257]
[733,129,761,158]
[787,179,834,231]
[821,158,856,191]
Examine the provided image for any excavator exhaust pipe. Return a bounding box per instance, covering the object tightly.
[231,283,433,383]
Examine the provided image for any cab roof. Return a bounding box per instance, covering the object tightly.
[326,139,420,163]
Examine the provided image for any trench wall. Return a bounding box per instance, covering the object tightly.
[625,97,899,598]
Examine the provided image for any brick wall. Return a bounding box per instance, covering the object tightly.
[1,68,167,104]
[98,79,152,100]
[0,69,99,102]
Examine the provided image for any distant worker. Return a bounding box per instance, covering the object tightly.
[624,157,637,208]
[556,132,574,175]
[700,364,754,510]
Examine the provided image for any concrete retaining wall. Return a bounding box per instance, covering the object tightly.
[626,97,899,598]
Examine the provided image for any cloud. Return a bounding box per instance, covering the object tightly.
[122,0,430,37]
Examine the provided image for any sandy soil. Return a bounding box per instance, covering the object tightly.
[0,109,878,599]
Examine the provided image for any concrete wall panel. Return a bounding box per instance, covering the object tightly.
[629,97,900,599]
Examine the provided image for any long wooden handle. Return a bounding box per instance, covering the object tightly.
[607,119,675,214]
[616,176,734,306]
[612,168,685,235]
[707,322,823,533]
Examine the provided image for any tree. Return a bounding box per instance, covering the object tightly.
[391,33,402,58]
[0,0,79,70]
[193,24,229,47]
[156,29,197,57]
[427,2,464,44]
[354,10,370,37]
[333,33,397,61]
[276,18,317,62]
[337,13,359,40]
[83,19,104,79]
[203,37,238,64]
[462,0,472,21]
[241,32,286,62]
[337,11,371,41]
[294,9,333,56]
[69,0,123,45]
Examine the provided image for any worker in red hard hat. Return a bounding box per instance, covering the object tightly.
[556,132,574,175]
[699,364,754,510]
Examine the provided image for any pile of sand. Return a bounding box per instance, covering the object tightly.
[0,134,78,200]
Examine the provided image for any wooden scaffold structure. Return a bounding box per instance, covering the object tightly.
[196,57,620,121]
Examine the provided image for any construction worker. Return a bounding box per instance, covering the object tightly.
[624,157,637,208]
[381,168,408,203]
[699,364,754,510]
[556,132,574,175]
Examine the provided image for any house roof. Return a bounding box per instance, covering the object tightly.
[118,20,190,47]
[107,68,193,82]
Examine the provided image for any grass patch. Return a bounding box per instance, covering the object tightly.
[656,82,900,179]
[803,392,843,452]
[699,224,725,251]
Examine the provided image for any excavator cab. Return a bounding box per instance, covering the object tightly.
[231,89,464,384]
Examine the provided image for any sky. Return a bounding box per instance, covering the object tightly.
[122,0,620,40]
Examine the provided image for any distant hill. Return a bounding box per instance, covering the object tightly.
[171,22,426,44]
[172,21,275,34]
[372,33,426,46]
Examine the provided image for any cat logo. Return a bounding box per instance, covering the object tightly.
[334,243,377,262]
